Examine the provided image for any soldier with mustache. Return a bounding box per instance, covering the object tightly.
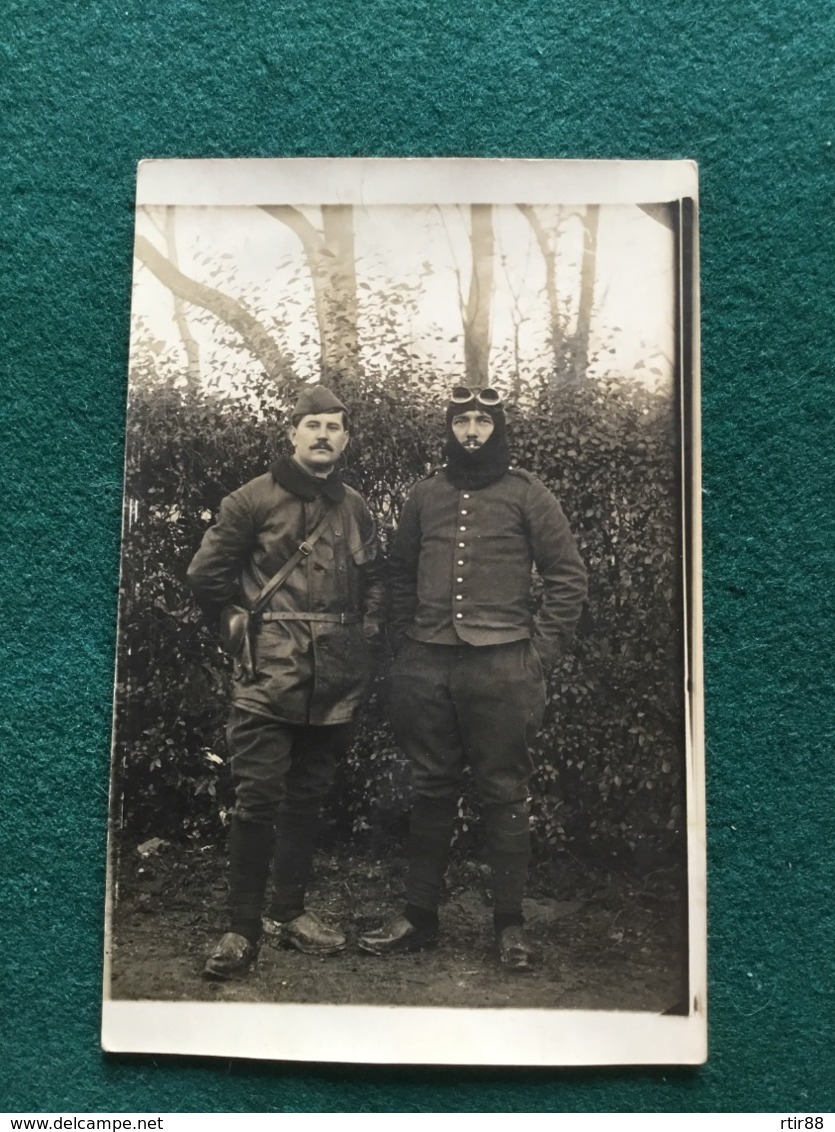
[187,385,385,978]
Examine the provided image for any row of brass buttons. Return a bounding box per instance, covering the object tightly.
[455,492,471,619]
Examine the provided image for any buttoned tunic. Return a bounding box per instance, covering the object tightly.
[187,464,385,726]
[390,467,587,666]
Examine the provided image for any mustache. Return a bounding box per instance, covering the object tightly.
[311,441,334,451]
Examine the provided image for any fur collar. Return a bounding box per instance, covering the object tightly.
[270,455,346,503]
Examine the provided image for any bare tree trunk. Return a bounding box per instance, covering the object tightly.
[463,205,494,387]
[518,204,564,382]
[571,204,600,380]
[320,205,359,381]
[164,209,201,389]
[134,235,296,383]
[260,204,360,383]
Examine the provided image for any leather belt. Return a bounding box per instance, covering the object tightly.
[260,611,360,624]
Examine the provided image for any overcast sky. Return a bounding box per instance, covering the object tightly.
[132,201,675,397]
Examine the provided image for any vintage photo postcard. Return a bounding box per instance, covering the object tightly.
[102,157,704,1065]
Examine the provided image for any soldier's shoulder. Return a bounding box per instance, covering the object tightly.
[413,465,446,489]
[343,482,373,510]
[507,465,535,484]
[401,466,445,504]
[229,471,275,502]
[508,465,553,496]
[507,467,562,505]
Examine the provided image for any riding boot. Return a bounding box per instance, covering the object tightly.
[404,793,458,919]
[483,800,531,930]
[268,806,321,922]
[228,815,275,944]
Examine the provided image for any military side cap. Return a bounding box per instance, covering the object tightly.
[291,385,349,421]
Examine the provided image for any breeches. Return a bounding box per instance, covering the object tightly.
[226,707,353,824]
[389,639,547,805]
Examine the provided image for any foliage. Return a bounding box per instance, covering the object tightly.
[114,358,686,873]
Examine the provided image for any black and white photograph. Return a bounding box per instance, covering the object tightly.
[102,158,705,1066]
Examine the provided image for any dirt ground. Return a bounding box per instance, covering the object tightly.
[108,838,688,1012]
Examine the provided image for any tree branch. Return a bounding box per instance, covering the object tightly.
[260,204,361,382]
[260,205,331,372]
[164,209,201,389]
[518,204,564,378]
[516,204,550,263]
[259,205,326,253]
[134,235,295,383]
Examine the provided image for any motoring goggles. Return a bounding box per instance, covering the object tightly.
[449,386,503,407]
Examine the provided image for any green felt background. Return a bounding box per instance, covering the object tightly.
[3,0,833,1113]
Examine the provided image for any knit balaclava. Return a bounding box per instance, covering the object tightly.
[442,392,510,490]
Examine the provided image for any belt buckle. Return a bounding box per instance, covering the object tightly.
[299,541,313,556]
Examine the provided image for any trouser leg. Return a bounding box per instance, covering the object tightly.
[390,642,465,927]
[268,722,353,921]
[224,708,294,941]
[483,801,531,931]
[227,817,275,943]
[268,810,320,923]
[451,641,546,929]
[404,793,458,925]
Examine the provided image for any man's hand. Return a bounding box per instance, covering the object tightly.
[363,618,383,644]
[532,636,560,671]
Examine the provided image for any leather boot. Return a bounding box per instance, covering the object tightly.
[204,931,259,980]
[263,910,346,955]
[404,793,457,911]
[227,815,275,943]
[358,913,439,955]
[496,925,540,972]
[268,806,321,922]
[483,800,531,924]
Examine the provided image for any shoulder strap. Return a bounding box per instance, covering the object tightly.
[251,508,333,616]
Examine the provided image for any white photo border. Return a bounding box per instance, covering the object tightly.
[103,157,705,1067]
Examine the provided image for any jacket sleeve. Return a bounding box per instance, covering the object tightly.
[525,479,588,667]
[351,502,388,633]
[186,490,255,626]
[388,489,421,644]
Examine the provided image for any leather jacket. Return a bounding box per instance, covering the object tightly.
[187,458,386,725]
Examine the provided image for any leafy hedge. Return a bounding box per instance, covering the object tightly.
[113,363,687,872]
